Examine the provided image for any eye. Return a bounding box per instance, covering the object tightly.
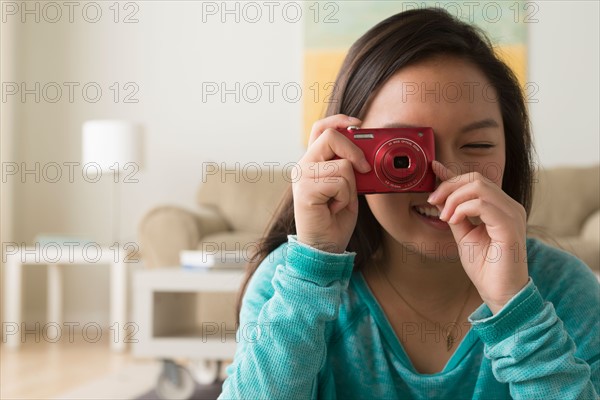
[462,143,495,149]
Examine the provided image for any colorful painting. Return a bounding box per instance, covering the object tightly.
[303,1,528,143]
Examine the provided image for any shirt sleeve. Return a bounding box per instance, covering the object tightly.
[218,235,355,400]
[468,274,600,399]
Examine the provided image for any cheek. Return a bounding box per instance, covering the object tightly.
[365,194,412,221]
[463,154,505,187]
[478,162,504,186]
[479,159,506,187]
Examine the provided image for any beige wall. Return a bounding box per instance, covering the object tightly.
[2,1,598,326]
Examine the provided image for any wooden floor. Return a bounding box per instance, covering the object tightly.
[1,334,135,399]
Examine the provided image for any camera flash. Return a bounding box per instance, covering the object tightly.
[354,133,374,139]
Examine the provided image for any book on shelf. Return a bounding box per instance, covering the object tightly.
[180,250,247,270]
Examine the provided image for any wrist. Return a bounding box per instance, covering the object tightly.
[469,278,543,345]
[296,235,346,254]
[285,235,355,286]
[482,277,530,315]
[485,301,509,316]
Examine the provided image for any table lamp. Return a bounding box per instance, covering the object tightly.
[82,120,144,244]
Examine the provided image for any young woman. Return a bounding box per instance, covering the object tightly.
[219,8,599,399]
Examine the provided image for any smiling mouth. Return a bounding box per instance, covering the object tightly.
[412,205,441,219]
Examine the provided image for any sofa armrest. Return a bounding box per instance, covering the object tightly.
[195,205,232,236]
[582,210,600,243]
[138,205,229,268]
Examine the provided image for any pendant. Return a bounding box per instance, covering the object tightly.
[446,334,455,351]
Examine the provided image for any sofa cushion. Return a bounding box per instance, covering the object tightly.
[529,165,600,236]
[555,237,600,273]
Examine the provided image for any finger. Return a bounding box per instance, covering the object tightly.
[428,160,467,204]
[301,159,358,206]
[445,198,493,245]
[329,182,354,215]
[303,128,371,173]
[447,198,519,242]
[308,114,362,146]
[447,211,476,245]
[429,169,496,206]
[302,159,355,180]
[307,177,354,215]
[438,181,515,222]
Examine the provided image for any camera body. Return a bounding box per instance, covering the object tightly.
[337,126,436,194]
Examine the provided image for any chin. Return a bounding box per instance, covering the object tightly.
[366,193,462,262]
[386,230,460,263]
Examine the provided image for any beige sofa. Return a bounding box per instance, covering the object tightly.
[139,165,599,274]
[139,168,291,266]
[528,165,599,272]
[138,168,291,329]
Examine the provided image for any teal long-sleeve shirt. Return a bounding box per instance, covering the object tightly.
[219,236,600,399]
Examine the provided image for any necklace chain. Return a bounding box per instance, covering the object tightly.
[374,261,472,351]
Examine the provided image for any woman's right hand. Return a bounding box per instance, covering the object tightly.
[293,114,372,253]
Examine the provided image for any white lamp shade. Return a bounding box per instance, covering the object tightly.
[82,120,144,172]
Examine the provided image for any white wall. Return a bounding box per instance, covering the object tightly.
[528,1,600,167]
[3,1,598,326]
[3,1,304,325]
[0,1,18,335]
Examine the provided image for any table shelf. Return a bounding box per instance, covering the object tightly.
[132,267,244,360]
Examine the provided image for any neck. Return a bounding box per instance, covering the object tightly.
[375,231,472,312]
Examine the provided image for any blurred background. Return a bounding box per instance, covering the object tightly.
[1,1,598,399]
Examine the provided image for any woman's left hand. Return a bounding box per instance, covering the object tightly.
[427,160,529,314]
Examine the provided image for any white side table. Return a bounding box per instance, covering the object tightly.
[133,267,244,359]
[133,267,245,395]
[2,244,128,352]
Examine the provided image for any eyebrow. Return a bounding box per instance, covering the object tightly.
[382,118,500,134]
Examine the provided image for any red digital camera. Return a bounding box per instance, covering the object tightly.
[337,126,436,194]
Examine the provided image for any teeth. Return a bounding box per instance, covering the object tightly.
[415,206,440,218]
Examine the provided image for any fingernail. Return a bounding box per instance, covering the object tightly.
[427,193,436,203]
[439,208,447,221]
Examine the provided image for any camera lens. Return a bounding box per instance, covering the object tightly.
[375,137,428,190]
[393,156,410,169]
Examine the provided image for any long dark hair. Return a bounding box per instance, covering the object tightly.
[235,8,534,324]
